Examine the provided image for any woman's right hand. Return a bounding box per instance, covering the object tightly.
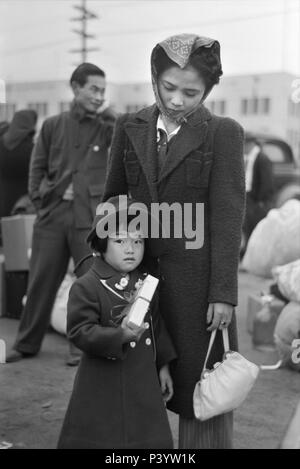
[121,315,146,343]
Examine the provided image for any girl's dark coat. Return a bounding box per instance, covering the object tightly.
[57,257,176,449]
[103,104,246,418]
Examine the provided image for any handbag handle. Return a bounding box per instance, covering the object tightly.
[201,329,230,376]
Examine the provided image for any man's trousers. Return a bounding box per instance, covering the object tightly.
[13,200,92,355]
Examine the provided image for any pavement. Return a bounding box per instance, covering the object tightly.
[0,270,299,449]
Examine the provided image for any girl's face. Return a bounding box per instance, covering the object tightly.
[103,230,145,274]
[158,64,206,121]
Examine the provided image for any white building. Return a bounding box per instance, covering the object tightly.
[205,72,300,163]
[1,71,299,162]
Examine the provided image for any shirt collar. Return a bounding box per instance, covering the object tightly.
[91,255,147,300]
[244,144,260,162]
[157,114,181,142]
[70,100,97,122]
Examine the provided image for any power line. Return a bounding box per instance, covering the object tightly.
[2,39,75,57]
[2,6,299,57]
[95,6,299,37]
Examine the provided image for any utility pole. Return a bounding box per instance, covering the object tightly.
[70,0,99,64]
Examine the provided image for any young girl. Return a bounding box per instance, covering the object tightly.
[57,196,176,449]
[103,34,245,448]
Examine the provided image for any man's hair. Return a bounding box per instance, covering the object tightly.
[70,63,105,87]
[89,214,143,254]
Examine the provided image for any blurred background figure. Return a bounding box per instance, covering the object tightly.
[241,132,274,257]
[0,121,9,137]
[0,110,37,219]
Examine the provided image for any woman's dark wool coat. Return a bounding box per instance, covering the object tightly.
[103,104,246,418]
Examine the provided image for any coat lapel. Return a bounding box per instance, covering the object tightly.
[158,106,211,184]
[124,105,160,202]
[123,104,212,199]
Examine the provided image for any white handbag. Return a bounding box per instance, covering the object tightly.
[193,329,260,421]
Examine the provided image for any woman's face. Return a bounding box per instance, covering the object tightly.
[157,64,206,121]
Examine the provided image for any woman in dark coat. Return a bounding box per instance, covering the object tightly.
[103,34,245,448]
[0,110,37,218]
[57,196,177,449]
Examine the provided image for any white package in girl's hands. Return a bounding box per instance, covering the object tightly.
[127,275,159,329]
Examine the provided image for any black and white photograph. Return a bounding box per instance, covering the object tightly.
[0,0,300,451]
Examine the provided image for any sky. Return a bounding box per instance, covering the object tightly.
[0,0,299,84]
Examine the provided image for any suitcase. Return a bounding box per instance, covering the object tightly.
[1,215,36,271]
[5,271,28,319]
[0,255,5,317]
[252,295,286,350]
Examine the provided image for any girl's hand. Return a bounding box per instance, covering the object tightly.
[159,364,174,402]
[121,315,146,342]
[206,302,234,331]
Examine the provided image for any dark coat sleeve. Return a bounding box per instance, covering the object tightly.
[103,114,129,201]
[150,293,177,370]
[208,117,245,306]
[28,118,53,210]
[67,278,130,360]
[98,106,118,148]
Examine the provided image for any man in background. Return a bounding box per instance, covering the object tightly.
[6,63,116,365]
[242,132,274,255]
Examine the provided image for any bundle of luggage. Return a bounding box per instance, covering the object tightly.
[247,259,300,371]
[242,199,300,278]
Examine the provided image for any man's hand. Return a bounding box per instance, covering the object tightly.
[159,364,174,402]
[206,302,234,331]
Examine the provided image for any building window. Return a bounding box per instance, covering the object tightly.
[252,97,259,114]
[261,98,270,114]
[288,99,300,117]
[0,103,16,121]
[241,98,248,115]
[27,102,48,117]
[240,97,270,115]
[219,100,226,115]
[59,101,71,113]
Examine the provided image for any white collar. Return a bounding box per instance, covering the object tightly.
[157,114,181,142]
[244,145,260,192]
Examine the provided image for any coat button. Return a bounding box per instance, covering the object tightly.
[93,145,100,152]
[130,341,136,348]
[145,338,151,346]
[144,322,149,329]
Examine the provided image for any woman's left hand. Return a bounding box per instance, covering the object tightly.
[159,364,174,403]
[206,302,234,331]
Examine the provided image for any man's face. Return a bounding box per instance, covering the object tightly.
[72,75,106,114]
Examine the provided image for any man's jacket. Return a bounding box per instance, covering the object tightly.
[29,102,114,228]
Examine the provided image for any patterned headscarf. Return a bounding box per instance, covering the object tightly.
[151,33,221,123]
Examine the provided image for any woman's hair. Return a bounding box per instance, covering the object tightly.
[155,43,223,91]
[90,236,108,254]
[89,214,144,255]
